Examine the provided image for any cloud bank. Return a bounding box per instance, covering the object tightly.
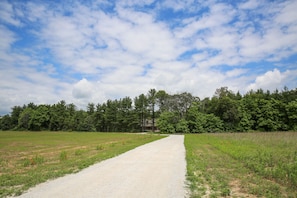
[0,0,297,114]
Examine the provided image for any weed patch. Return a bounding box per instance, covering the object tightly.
[59,151,67,161]
[22,155,44,167]
[74,149,84,156]
[96,145,104,150]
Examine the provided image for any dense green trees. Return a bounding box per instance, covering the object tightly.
[186,102,224,133]
[134,94,149,132]
[147,89,157,132]
[1,87,297,132]
[287,100,297,130]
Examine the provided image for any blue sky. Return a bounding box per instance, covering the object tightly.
[0,0,297,115]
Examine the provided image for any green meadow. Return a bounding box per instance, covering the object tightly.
[0,132,163,197]
[185,132,297,198]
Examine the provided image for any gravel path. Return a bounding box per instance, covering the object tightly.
[17,135,187,198]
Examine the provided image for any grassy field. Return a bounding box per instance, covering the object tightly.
[0,131,164,197]
[185,132,297,198]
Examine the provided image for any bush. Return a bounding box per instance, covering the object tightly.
[176,119,189,133]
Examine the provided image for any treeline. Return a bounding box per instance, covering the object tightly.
[1,87,297,132]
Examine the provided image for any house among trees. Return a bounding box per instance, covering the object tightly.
[141,119,159,132]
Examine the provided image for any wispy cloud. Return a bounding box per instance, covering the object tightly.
[0,0,22,26]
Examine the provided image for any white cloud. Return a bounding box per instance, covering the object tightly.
[71,78,109,109]
[247,69,297,91]
[0,1,22,26]
[72,78,94,99]
[0,65,73,114]
[238,0,297,62]
[275,0,297,25]
[0,25,16,52]
[177,67,226,98]
[159,0,209,13]
[238,0,260,10]
[175,2,236,39]
[174,0,297,68]
[41,15,89,61]
[38,4,182,76]
[116,0,156,8]
[226,69,247,78]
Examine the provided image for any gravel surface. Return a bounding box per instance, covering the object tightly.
[17,135,187,198]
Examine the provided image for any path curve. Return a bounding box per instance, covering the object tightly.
[17,135,187,198]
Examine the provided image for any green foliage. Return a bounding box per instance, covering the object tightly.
[134,94,149,132]
[286,100,297,130]
[156,111,177,133]
[18,108,34,130]
[186,103,223,133]
[155,90,170,112]
[10,106,24,129]
[166,92,199,118]
[29,105,50,131]
[147,88,157,132]
[212,95,240,130]
[176,119,189,133]
[77,115,96,132]
[0,115,12,130]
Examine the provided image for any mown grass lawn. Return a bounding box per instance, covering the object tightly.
[0,131,163,197]
[185,132,297,198]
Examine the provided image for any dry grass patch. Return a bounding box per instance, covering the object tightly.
[0,131,163,197]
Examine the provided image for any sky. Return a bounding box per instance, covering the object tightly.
[0,0,297,115]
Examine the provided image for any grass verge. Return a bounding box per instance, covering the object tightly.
[0,131,164,197]
[185,132,297,198]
